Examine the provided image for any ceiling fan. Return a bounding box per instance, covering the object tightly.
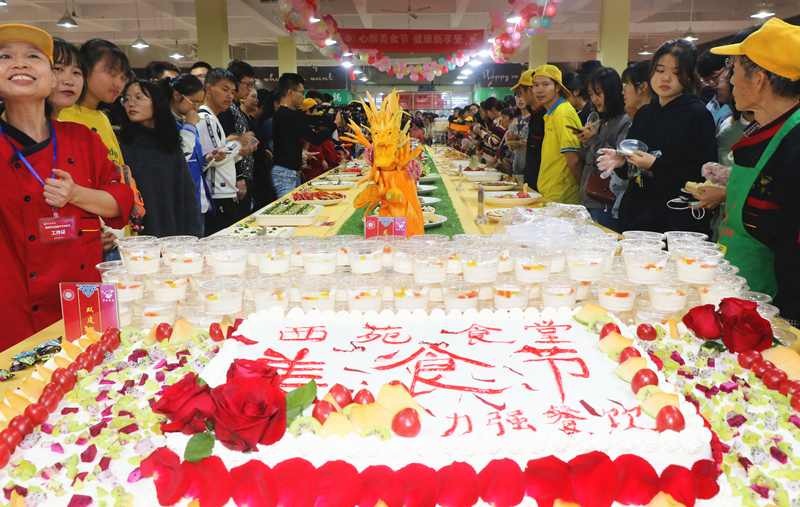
[381,0,431,19]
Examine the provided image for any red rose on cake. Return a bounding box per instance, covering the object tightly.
[226,358,279,383]
[718,297,758,322]
[682,305,723,340]
[152,373,215,435]
[722,308,773,353]
[211,360,287,451]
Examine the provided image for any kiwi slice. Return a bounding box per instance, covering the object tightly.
[191,329,210,343]
[360,425,391,441]
[120,326,146,348]
[635,385,664,402]
[288,417,322,438]
[341,404,355,418]
[587,315,615,334]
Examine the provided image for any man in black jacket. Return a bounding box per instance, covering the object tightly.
[271,73,343,197]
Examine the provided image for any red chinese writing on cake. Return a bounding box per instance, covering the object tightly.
[442,413,473,436]
[260,348,328,390]
[279,326,328,342]
[487,409,537,436]
[355,323,411,344]
[525,321,573,343]
[544,405,587,435]
[440,324,514,345]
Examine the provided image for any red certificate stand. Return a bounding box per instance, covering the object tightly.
[365,217,408,238]
[60,283,119,342]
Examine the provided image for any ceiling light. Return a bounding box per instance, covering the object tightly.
[343,52,352,57]
[360,77,369,81]
[169,40,183,59]
[461,69,473,75]
[325,39,336,46]
[487,37,495,43]
[683,28,698,41]
[453,81,464,84]
[468,59,482,67]
[0,1,7,6]
[638,42,652,55]
[478,50,492,57]
[132,35,149,49]
[507,16,522,23]
[751,1,775,18]
[342,61,353,68]
[353,69,362,75]
[309,16,320,23]
[56,11,79,27]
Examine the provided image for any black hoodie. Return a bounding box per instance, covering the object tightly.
[615,94,717,233]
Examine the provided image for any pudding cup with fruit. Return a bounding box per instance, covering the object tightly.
[647,279,689,312]
[209,243,248,276]
[179,307,223,329]
[96,260,124,276]
[597,277,639,312]
[512,247,556,283]
[136,298,177,329]
[302,245,338,275]
[118,302,134,328]
[697,274,746,307]
[392,244,416,274]
[348,240,385,274]
[119,241,161,275]
[566,246,610,282]
[102,269,145,302]
[622,230,665,242]
[540,277,581,310]
[459,247,502,283]
[345,275,385,312]
[255,239,292,275]
[248,276,291,312]
[149,270,190,301]
[492,276,531,310]
[290,237,322,268]
[199,278,246,316]
[673,246,724,284]
[411,247,451,284]
[382,238,407,268]
[391,276,431,311]
[442,280,480,311]
[622,248,670,284]
[298,277,338,311]
[325,235,362,267]
[163,244,204,275]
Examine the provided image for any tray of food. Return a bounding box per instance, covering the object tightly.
[311,180,357,191]
[291,190,347,206]
[484,190,542,207]
[472,180,518,191]
[217,217,297,238]
[255,201,324,226]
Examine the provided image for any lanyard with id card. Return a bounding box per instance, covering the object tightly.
[0,121,77,243]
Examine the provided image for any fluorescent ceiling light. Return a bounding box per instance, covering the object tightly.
[453,81,463,84]
[169,41,183,59]
[468,59,482,67]
[325,39,336,46]
[683,28,698,41]
[132,35,149,49]
[487,37,495,43]
[478,50,492,57]
[56,11,79,28]
[751,1,775,18]
[461,69,473,75]
[360,77,369,81]
[353,69,362,74]
[342,61,353,68]
[309,17,320,23]
[343,52,352,57]
[507,16,522,23]
[0,1,8,6]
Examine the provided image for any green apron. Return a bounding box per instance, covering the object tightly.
[719,109,800,297]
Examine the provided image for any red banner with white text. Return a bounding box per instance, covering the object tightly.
[339,29,484,53]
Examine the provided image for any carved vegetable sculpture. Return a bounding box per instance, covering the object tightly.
[342,90,425,236]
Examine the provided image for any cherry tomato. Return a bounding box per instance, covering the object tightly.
[618,347,642,365]
[0,442,9,469]
[23,403,48,426]
[0,428,21,451]
[388,380,410,393]
[763,369,789,390]
[328,384,353,408]
[75,352,95,373]
[66,361,82,377]
[101,329,121,350]
[353,389,375,405]
[51,368,77,392]
[8,415,33,438]
[600,322,621,340]
[87,342,106,367]
[637,324,657,342]
[752,360,777,378]
[738,350,763,370]
[656,405,686,432]
[41,382,65,401]
[631,369,659,395]
[392,407,422,438]
[792,394,800,412]
[209,323,225,342]
[312,400,335,425]
[156,323,173,342]
[779,380,800,398]
[38,391,60,413]
[103,327,121,339]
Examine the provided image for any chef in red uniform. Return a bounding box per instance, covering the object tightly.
[0,25,134,348]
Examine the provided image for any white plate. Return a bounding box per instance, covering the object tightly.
[322,174,362,181]
[417,184,438,195]
[484,191,542,207]
[419,196,441,205]
[255,204,323,226]
[312,181,356,191]
[291,197,346,206]
[424,214,447,229]
[485,209,508,222]
[418,174,441,184]
[464,171,503,182]
[472,181,517,191]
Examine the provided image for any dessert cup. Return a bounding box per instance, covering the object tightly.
[345,275,385,312]
[411,247,451,284]
[348,240,385,274]
[255,239,292,275]
[248,276,291,312]
[118,241,161,275]
[673,247,724,284]
[459,247,501,283]
[622,248,670,284]
[102,269,145,302]
[597,276,639,312]
[199,278,246,315]
[512,246,556,283]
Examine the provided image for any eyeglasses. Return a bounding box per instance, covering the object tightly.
[181,94,204,107]
[121,95,150,107]
[289,87,304,94]
[239,80,256,90]
[700,68,728,87]
[725,57,734,69]
[622,82,643,89]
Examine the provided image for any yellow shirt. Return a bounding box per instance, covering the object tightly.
[538,98,581,204]
[59,106,124,165]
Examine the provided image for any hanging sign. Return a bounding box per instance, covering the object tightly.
[397,93,414,110]
[340,29,484,53]
[413,94,432,109]
[254,66,348,89]
[477,63,527,88]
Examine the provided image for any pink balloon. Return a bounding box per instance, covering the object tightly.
[397,73,404,79]
[512,32,521,41]
[544,3,558,17]
[506,25,514,35]
[426,74,435,82]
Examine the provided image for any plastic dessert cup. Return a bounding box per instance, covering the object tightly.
[345,276,385,312]
[698,275,746,307]
[391,277,431,311]
[623,248,670,284]
[96,260,124,275]
[382,237,407,268]
[199,278,246,315]
[162,244,204,275]
[622,231,665,241]
[576,281,592,301]
[540,278,580,310]
[255,239,292,275]
[136,298,177,328]
[149,270,190,301]
[291,237,321,268]
[409,233,449,243]
[392,244,415,274]
[102,269,145,302]
[566,246,609,282]
[179,307,223,329]
[248,276,291,312]
[118,302,134,327]
[673,246,724,284]
[741,291,773,304]
[119,241,161,275]
[115,235,156,271]
[459,247,501,283]
[302,245,338,275]
[411,247,451,284]
[299,277,338,311]
[647,280,689,312]
[597,277,638,312]
[442,280,480,311]
[512,247,556,283]
[209,243,248,276]
[492,276,530,310]
[618,239,665,252]
[664,231,708,247]
[324,236,361,267]
[348,240,385,274]
[757,304,780,323]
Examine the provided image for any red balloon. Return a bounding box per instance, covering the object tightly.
[656,406,686,432]
[738,350,763,369]
[51,368,76,392]
[763,369,789,390]
[38,391,60,413]
[445,54,452,61]
[24,403,48,426]
[442,67,449,74]
[779,380,800,398]
[752,360,777,378]
[375,52,383,60]
[631,369,659,395]
[0,428,21,451]
[388,69,395,76]
[544,3,558,18]
[8,415,33,438]
[0,442,9,469]
[367,57,375,64]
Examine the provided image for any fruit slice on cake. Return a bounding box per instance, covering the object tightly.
[348,403,394,431]
[574,302,607,326]
[641,393,680,419]
[320,412,358,438]
[761,347,800,379]
[615,357,648,382]
[597,332,633,357]
[376,384,425,419]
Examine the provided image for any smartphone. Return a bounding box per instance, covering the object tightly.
[567,125,583,133]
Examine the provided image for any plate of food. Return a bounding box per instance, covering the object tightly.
[472,181,518,191]
[484,190,542,207]
[464,171,503,182]
[683,181,721,194]
[424,214,447,229]
[312,180,356,191]
[255,201,323,226]
[416,184,437,195]
[485,209,509,222]
[291,190,346,206]
[419,196,441,205]
[221,218,296,238]
[418,173,441,184]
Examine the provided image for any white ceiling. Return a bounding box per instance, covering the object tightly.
[3,0,799,71]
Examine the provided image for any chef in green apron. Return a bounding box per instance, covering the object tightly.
[695,18,800,326]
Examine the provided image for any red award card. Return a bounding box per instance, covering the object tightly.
[365,216,408,238]
[60,283,119,342]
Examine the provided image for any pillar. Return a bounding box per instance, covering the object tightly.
[278,37,297,75]
[597,0,631,74]
[528,34,549,69]
[194,0,229,68]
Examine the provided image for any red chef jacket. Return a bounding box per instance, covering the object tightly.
[0,118,134,348]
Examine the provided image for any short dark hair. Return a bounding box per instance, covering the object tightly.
[500,107,514,120]
[256,88,271,111]
[263,89,281,119]
[52,38,87,103]
[482,97,506,113]
[696,51,728,79]
[80,39,133,81]
[305,90,324,101]
[158,73,204,103]
[227,59,255,81]
[586,67,625,122]
[649,38,701,95]
[278,73,304,99]
[562,72,588,101]
[322,93,334,103]
[191,61,212,73]
[739,55,800,99]
[119,80,181,153]
[622,60,651,91]
[204,67,237,88]
[577,60,603,83]
[145,61,180,81]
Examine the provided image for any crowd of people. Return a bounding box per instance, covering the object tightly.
[1,19,799,344]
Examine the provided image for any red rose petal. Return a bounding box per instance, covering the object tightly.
[358,465,405,507]
[524,456,576,507]
[478,458,525,507]
[437,462,480,507]
[691,460,719,500]
[398,463,439,507]
[660,465,697,507]
[613,454,660,505]
[140,447,190,506]
[314,461,362,507]
[273,458,319,507]
[568,452,619,507]
[182,456,233,507]
[231,460,278,507]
